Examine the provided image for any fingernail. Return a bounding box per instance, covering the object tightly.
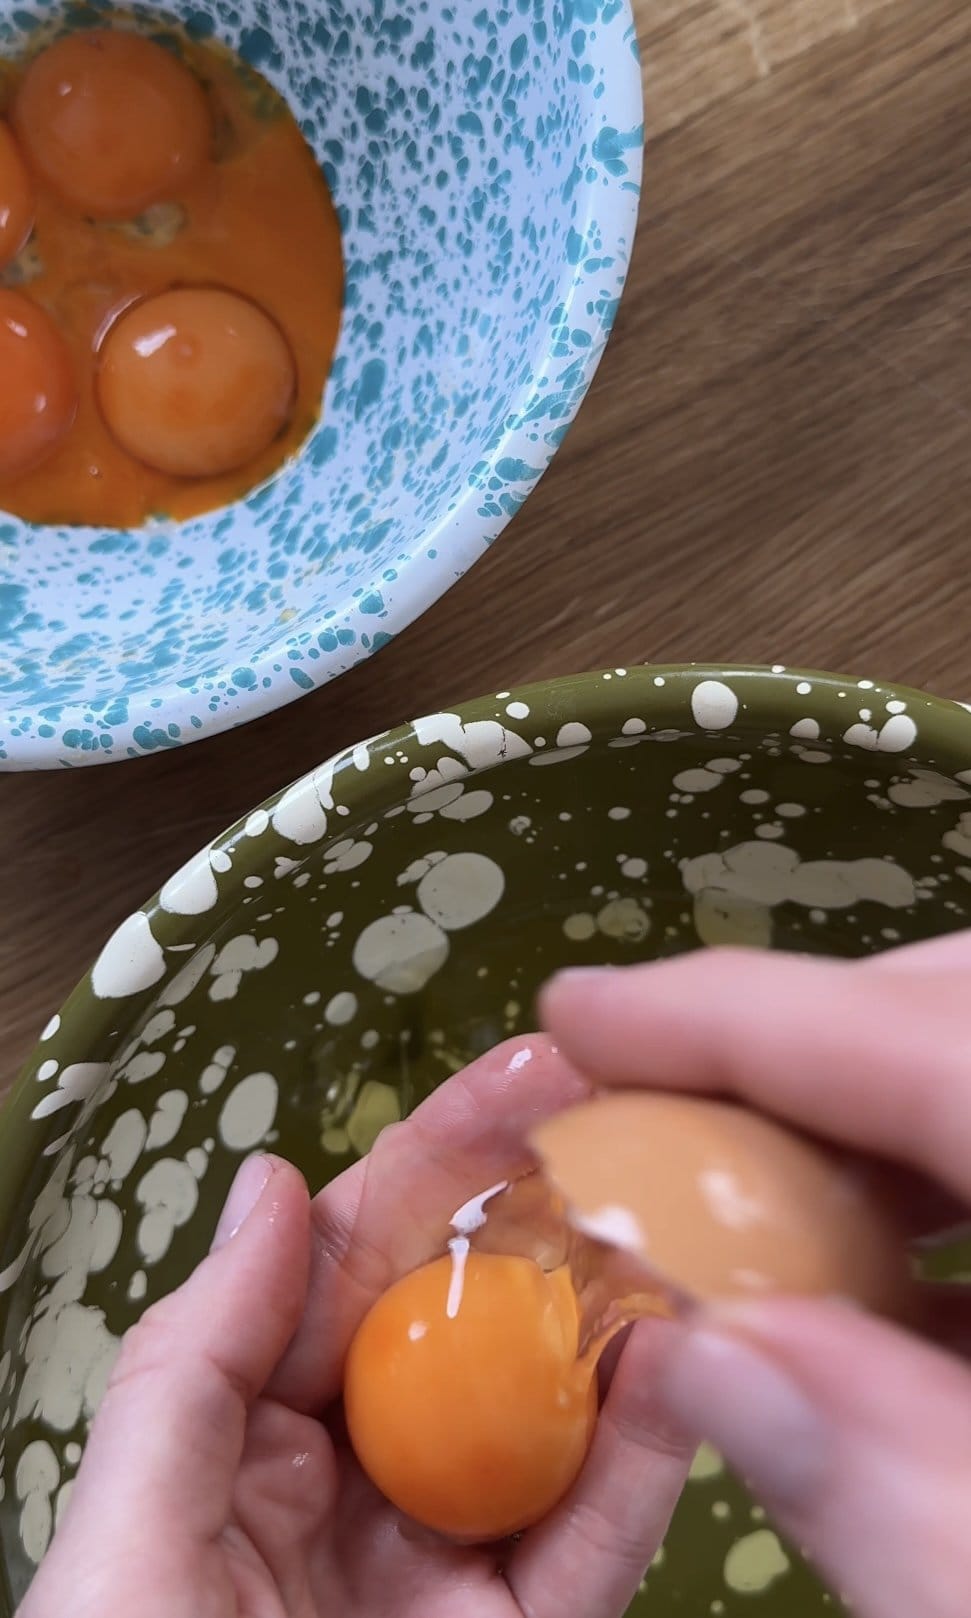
[212,1154,273,1251]
[540,968,616,1013]
[659,1319,829,1508]
[550,967,617,986]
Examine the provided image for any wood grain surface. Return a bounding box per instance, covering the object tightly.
[3,0,971,1092]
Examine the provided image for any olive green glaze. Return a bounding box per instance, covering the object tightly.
[3,664,971,1615]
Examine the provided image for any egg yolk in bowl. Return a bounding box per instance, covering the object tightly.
[0,20,343,527]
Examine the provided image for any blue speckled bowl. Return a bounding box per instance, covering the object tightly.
[0,0,642,770]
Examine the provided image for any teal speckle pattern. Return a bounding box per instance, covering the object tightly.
[0,0,643,769]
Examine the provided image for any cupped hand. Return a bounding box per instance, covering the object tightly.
[20,1037,693,1618]
[542,934,971,1618]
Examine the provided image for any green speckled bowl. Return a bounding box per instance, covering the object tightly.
[3,664,971,1614]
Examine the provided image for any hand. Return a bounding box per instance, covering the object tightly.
[541,935,971,1618]
[20,1038,693,1618]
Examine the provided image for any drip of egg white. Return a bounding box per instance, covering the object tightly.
[445,1180,508,1319]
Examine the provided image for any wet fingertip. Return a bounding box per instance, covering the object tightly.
[211,1153,275,1251]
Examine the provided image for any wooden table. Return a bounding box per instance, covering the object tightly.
[4,0,971,1091]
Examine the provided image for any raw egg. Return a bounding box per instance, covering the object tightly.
[530,1093,911,1315]
[344,1250,597,1542]
[0,119,33,269]
[0,23,342,526]
[12,29,211,221]
[0,289,77,480]
[96,288,297,478]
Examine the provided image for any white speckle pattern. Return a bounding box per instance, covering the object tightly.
[346,1081,400,1156]
[101,1111,148,1180]
[145,1092,190,1152]
[15,1441,59,1563]
[323,839,373,874]
[417,853,505,931]
[208,935,279,1002]
[943,811,971,860]
[595,897,651,943]
[136,1160,199,1264]
[673,767,730,795]
[888,769,969,810]
[324,991,358,1027]
[353,912,450,994]
[724,1530,791,1594]
[563,912,597,942]
[159,847,221,916]
[690,1444,724,1481]
[218,1073,279,1153]
[439,789,494,822]
[30,1065,108,1123]
[683,842,916,930]
[91,913,166,1000]
[556,722,592,747]
[199,1045,236,1096]
[691,681,739,731]
[271,763,336,846]
[844,714,919,754]
[158,944,217,1009]
[244,810,271,839]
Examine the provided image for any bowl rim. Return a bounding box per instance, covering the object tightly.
[3,658,971,1263]
[0,6,645,772]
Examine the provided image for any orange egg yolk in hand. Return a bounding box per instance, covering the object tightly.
[344,1251,598,1542]
[96,288,297,479]
[12,28,211,221]
[0,120,33,269]
[0,289,77,480]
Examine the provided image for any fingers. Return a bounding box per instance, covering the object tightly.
[506,1318,693,1618]
[268,1036,593,1411]
[541,951,971,1201]
[230,1399,337,1610]
[57,1155,310,1549]
[657,1298,971,1618]
[867,932,971,973]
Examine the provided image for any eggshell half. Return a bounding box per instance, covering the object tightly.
[530,1093,911,1315]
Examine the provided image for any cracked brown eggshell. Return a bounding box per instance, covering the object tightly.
[530,1092,911,1315]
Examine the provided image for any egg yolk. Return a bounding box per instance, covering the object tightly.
[344,1251,597,1542]
[96,288,297,478]
[12,29,211,221]
[0,120,33,269]
[0,290,77,480]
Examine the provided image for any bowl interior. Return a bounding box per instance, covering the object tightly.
[0,0,641,766]
[3,665,971,1613]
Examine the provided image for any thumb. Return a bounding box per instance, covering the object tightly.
[60,1154,310,1548]
[657,1299,971,1618]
